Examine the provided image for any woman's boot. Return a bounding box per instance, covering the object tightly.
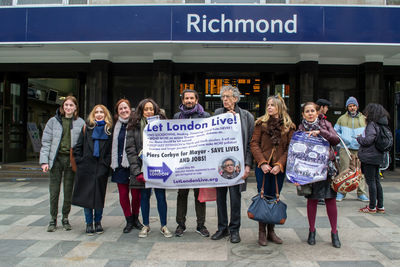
[132,214,144,230]
[123,216,134,233]
[307,230,316,245]
[267,224,283,244]
[331,231,341,248]
[258,222,267,246]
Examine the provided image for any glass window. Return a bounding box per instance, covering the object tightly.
[69,0,88,4]
[17,0,63,4]
[387,0,400,5]
[211,0,260,3]
[0,0,12,6]
[186,0,206,3]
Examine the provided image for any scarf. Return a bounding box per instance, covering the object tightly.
[92,120,109,157]
[178,104,205,119]
[111,117,129,169]
[266,117,283,146]
[302,118,320,131]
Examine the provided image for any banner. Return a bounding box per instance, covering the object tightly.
[143,113,245,189]
[286,131,330,185]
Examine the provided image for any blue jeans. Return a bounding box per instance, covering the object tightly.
[84,208,103,224]
[255,167,285,198]
[140,188,167,227]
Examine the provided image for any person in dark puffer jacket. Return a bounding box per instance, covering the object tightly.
[357,103,389,214]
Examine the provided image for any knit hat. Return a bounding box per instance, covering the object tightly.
[345,96,359,107]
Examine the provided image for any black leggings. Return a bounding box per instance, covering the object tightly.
[361,163,383,209]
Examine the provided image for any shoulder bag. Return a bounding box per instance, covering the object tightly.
[331,135,362,194]
[247,148,287,224]
[247,174,287,225]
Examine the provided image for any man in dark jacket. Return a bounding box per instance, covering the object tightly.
[211,85,254,243]
[174,89,211,238]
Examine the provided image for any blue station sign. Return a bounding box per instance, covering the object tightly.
[1,5,399,44]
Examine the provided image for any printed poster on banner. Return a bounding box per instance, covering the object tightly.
[142,113,245,189]
[286,131,330,185]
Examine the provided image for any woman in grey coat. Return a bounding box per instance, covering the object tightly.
[39,96,85,232]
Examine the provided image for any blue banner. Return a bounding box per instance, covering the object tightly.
[0,5,399,44]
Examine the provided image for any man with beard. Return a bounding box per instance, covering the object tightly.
[334,96,369,202]
[174,89,211,238]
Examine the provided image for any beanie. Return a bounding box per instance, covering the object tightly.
[345,97,359,108]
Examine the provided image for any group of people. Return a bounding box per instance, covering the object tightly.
[39,85,389,249]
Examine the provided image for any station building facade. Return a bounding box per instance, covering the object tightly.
[0,0,400,163]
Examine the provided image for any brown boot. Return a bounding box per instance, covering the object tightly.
[267,224,283,244]
[258,222,267,246]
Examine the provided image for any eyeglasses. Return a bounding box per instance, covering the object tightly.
[224,164,234,167]
[221,95,234,99]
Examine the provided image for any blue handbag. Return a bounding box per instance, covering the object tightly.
[247,174,287,225]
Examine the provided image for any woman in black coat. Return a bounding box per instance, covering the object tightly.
[126,98,172,238]
[297,102,341,248]
[357,103,389,214]
[72,104,113,235]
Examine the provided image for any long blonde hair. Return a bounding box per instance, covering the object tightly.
[255,95,294,133]
[87,104,113,135]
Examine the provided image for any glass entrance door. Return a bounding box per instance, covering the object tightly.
[1,75,27,163]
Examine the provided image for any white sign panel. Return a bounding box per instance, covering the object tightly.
[143,113,245,189]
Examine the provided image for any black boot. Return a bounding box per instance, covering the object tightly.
[123,216,134,233]
[95,222,104,234]
[307,230,316,245]
[132,214,144,230]
[331,232,341,248]
[86,223,94,236]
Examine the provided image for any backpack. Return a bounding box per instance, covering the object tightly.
[375,124,393,152]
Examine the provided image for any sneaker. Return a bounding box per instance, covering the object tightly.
[47,220,57,232]
[86,223,95,236]
[336,193,345,202]
[196,225,210,237]
[175,224,186,237]
[62,218,72,231]
[160,226,173,238]
[377,207,385,214]
[138,225,150,238]
[95,222,104,234]
[359,206,377,214]
[357,194,369,202]
[317,199,325,205]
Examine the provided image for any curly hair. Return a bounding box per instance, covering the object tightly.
[128,98,166,129]
[363,103,389,123]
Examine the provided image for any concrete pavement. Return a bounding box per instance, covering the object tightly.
[0,176,399,267]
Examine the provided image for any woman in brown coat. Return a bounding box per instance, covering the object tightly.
[250,95,296,246]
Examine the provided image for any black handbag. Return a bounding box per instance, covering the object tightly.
[247,174,287,225]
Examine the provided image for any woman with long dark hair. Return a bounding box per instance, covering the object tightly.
[250,95,296,246]
[298,102,341,248]
[125,98,173,238]
[357,103,390,214]
[111,99,143,233]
